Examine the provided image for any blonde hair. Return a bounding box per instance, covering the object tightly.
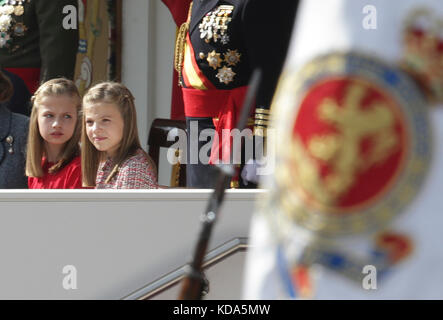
[25,78,81,177]
[81,82,149,187]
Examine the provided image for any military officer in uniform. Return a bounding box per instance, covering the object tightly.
[175,0,298,188]
[0,0,78,106]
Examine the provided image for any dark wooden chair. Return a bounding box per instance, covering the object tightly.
[147,118,187,187]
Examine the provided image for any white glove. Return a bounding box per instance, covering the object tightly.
[241,159,260,186]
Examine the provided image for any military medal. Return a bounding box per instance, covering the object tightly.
[0,0,29,49]
[224,49,241,66]
[13,21,25,36]
[216,66,236,84]
[199,5,233,44]
[0,32,10,47]
[0,13,11,32]
[207,50,222,70]
[1,5,13,15]
[221,34,230,45]
[199,14,212,42]
[196,5,241,83]
[13,4,22,16]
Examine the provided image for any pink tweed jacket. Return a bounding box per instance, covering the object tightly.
[96,149,158,189]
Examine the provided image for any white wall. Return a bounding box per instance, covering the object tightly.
[0,190,260,299]
[122,0,176,185]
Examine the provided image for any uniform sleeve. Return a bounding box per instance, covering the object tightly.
[35,0,79,81]
[241,0,299,136]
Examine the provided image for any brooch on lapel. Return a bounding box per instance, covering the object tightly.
[0,134,14,164]
[5,135,13,154]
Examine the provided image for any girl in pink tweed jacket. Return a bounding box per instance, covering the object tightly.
[81,82,157,189]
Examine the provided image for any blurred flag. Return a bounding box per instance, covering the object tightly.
[161,0,192,120]
[244,0,443,299]
[74,0,120,96]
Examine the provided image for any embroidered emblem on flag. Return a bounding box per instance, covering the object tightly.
[274,52,431,236]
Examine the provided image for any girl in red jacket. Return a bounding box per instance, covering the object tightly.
[26,78,83,189]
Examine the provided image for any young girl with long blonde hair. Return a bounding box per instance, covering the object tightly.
[26,78,83,189]
[81,82,157,189]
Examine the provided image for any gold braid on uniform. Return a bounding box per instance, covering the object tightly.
[254,108,270,137]
[174,2,193,87]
